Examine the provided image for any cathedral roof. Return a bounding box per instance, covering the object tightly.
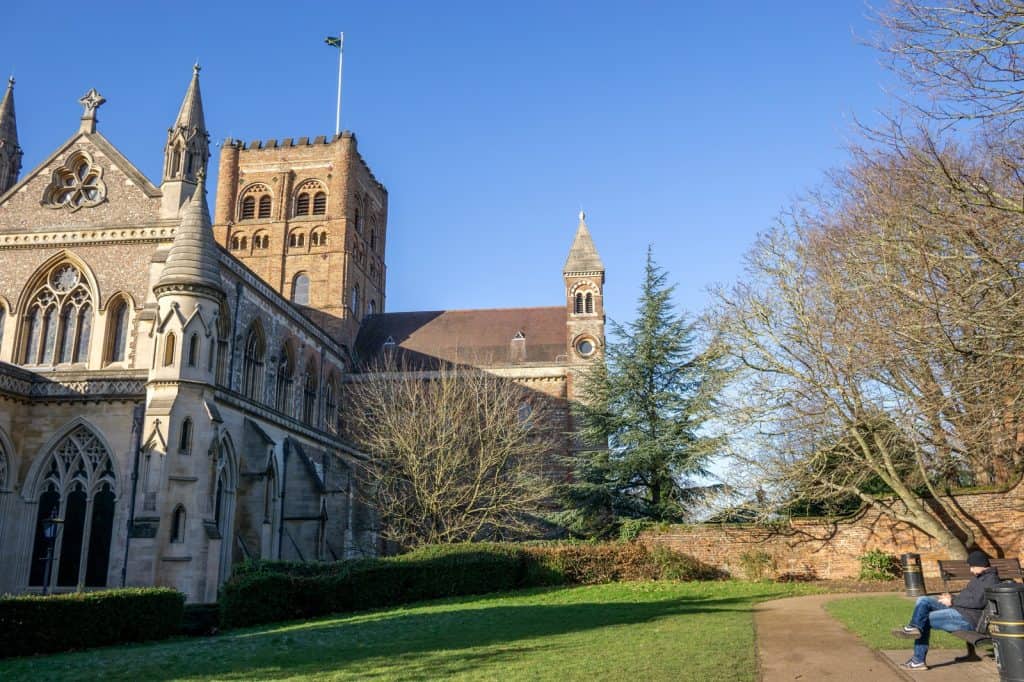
[354,307,568,369]
[563,211,604,274]
[156,174,222,295]
[0,77,18,149]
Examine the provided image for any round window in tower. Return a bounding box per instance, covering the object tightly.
[576,339,595,357]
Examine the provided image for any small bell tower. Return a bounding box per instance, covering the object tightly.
[563,210,605,363]
[161,64,210,218]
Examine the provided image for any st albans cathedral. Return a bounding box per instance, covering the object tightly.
[0,67,605,601]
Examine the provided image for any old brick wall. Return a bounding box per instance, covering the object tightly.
[643,479,1024,581]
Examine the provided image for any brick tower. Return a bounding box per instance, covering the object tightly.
[211,132,388,353]
[564,210,605,368]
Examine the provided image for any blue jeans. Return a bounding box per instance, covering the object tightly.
[908,596,973,662]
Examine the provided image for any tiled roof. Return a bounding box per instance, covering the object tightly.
[354,307,568,369]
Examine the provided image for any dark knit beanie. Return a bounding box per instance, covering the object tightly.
[967,550,990,567]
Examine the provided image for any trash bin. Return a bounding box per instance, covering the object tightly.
[987,582,1024,682]
[901,553,926,597]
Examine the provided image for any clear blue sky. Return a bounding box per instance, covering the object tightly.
[4,1,894,327]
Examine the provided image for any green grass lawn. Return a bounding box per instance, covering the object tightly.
[826,595,967,650]
[1,581,817,681]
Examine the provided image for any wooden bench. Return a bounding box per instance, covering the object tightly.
[935,558,1023,662]
[937,558,1023,592]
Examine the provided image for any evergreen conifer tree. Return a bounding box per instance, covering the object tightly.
[559,248,722,536]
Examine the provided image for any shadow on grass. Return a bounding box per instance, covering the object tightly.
[3,588,778,681]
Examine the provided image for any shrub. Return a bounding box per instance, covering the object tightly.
[0,588,184,658]
[220,542,725,629]
[859,549,901,581]
[738,550,776,581]
[618,519,653,542]
[181,603,220,636]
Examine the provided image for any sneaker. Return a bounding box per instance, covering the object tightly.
[892,625,922,639]
[899,658,928,671]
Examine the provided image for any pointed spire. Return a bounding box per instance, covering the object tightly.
[163,64,209,183]
[0,76,24,194]
[156,172,223,297]
[175,63,207,134]
[563,209,605,274]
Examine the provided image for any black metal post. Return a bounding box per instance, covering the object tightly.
[121,403,145,587]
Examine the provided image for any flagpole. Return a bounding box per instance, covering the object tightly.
[335,32,344,136]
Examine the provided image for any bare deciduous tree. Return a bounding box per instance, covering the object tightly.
[709,137,1024,557]
[343,362,557,547]
[876,0,1024,127]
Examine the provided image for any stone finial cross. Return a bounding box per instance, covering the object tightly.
[78,88,106,133]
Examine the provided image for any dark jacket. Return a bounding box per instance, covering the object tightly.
[953,567,1000,627]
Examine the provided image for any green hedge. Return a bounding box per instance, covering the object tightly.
[0,588,185,658]
[221,542,724,629]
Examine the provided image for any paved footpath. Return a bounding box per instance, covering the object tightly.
[755,593,999,682]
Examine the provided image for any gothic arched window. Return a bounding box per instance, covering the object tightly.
[275,346,295,415]
[0,304,6,353]
[215,303,230,387]
[292,273,310,305]
[367,299,376,316]
[178,418,193,456]
[163,333,177,367]
[106,298,130,364]
[350,284,360,318]
[302,359,318,425]
[293,180,326,217]
[29,425,116,588]
[324,372,340,434]
[241,324,265,401]
[170,505,186,544]
[187,334,200,367]
[21,263,94,366]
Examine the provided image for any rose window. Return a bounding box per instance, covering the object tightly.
[43,151,107,212]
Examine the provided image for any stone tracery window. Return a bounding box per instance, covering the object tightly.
[29,424,116,588]
[0,436,7,489]
[42,151,107,212]
[292,273,310,305]
[275,346,295,415]
[301,358,318,425]
[21,263,93,366]
[241,324,265,401]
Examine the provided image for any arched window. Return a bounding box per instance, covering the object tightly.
[21,263,94,366]
[367,299,376,316]
[241,324,265,401]
[275,346,295,415]
[311,229,327,247]
[179,417,193,455]
[107,299,130,364]
[350,284,360,318]
[170,505,186,544]
[187,334,200,367]
[0,304,6,352]
[354,207,362,234]
[324,373,339,434]
[574,292,584,314]
[253,233,269,250]
[585,292,594,314]
[370,229,377,251]
[215,303,230,387]
[29,425,116,588]
[239,184,272,221]
[240,236,248,251]
[163,333,176,367]
[293,180,326,217]
[292,273,310,305]
[301,360,318,425]
[240,197,255,221]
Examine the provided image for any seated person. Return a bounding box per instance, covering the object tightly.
[892,549,999,670]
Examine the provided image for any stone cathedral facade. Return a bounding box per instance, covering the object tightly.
[0,68,605,601]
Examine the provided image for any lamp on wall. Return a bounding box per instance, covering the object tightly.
[41,509,64,595]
